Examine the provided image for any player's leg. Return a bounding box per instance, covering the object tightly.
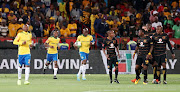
[162,55,167,84]
[82,59,87,80]
[53,53,58,79]
[17,55,23,85]
[152,61,158,84]
[113,56,119,83]
[43,54,52,74]
[24,54,31,85]
[156,56,161,84]
[107,57,113,83]
[135,57,142,84]
[77,52,85,81]
[143,59,149,84]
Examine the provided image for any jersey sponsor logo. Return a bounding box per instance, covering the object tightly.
[109,43,115,48]
[139,42,144,47]
[157,38,163,43]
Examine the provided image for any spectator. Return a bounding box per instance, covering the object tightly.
[90,9,98,35]
[96,17,109,37]
[0,19,8,37]
[43,24,49,38]
[171,0,178,9]
[59,38,69,50]
[59,0,68,20]
[111,11,118,20]
[67,19,77,37]
[81,6,91,28]
[82,0,90,8]
[35,38,45,50]
[32,15,42,37]
[164,23,173,38]
[69,0,74,13]
[70,4,80,21]
[122,12,130,24]
[158,11,166,24]
[8,19,17,37]
[60,24,70,37]
[40,3,47,16]
[127,36,137,50]
[94,13,102,33]
[106,16,113,29]
[111,19,121,36]
[16,18,24,34]
[33,6,44,20]
[46,5,56,17]
[7,11,16,23]
[48,17,56,34]
[152,17,162,29]
[172,20,180,38]
[149,10,158,23]
[164,15,174,28]
[26,20,33,32]
[118,19,129,37]
[163,7,171,18]
[109,6,117,16]
[54,10,63,23]
[174,12,180,23]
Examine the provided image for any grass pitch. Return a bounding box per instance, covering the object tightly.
[0,74,180,92]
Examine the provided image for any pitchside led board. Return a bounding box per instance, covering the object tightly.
[0,50,179,74]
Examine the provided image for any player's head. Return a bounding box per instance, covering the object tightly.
[156,25,163,34]
[83,28,88,36]
[138,29,145,37]
[53,30,59,38]
[107,30,115,38]
[23,24,29,32]
[142,25,148,32]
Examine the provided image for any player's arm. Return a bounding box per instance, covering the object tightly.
[133,46,139,59]
[13,34,26,45]
[28,34,33,48]
[90,36,95,46]
[115,39,120,58]
[166,36,175,59]
[44,38,54,48]
[147,38,154,59]
[102,40,110,60]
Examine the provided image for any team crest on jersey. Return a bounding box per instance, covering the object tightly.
[139,42,144,47]
[109,43,115,48]
[157,38,163,43]
[162,36,166,39]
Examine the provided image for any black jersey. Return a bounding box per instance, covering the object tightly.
[137,36,152,57]
[145,30,156,39]
[102,37,118,56]
[152,32,174,56]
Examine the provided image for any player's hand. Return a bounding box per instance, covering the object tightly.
[30,44,33,48]
[49,46,54,48]
[106,54,110,60]
[118,54,120,58]
[146,54,152,59]
[58,46,60,49]
[172,54,175,60]
[133,53,135,59]
[22,41,26,45]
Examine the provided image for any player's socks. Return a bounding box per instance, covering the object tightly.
[115,69,118,79]
[135,69,140,80]
[157,69,161,82]
[144,70,147,82]
[77,65,83,76]
[114,79,120,84]
[54,68,58,76]
[43,64,48,74]
[163,68,166,81]
[153,66,157,79]
[25,67,30,81]
[18,67,22,80]
[82,64,86,80]
[109,70,112,82]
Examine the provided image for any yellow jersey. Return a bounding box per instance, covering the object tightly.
[67,23,77,34]
[77,34,93,53]
[8,23,18,37]
[45,36,60,54]
[60,28,71,37]
[13,31,32,55]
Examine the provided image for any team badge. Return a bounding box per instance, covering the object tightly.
[162,36,166,39]
[157,38,163,43]
[144,40,147,43]
[139,42,144,47]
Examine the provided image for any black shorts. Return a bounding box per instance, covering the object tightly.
[107,56,118,69]
[154,54,167,67]
[136,56,149,66]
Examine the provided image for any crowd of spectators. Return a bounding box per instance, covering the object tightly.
[0,0,180,39]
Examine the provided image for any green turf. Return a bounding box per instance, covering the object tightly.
[0,74,180,92]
